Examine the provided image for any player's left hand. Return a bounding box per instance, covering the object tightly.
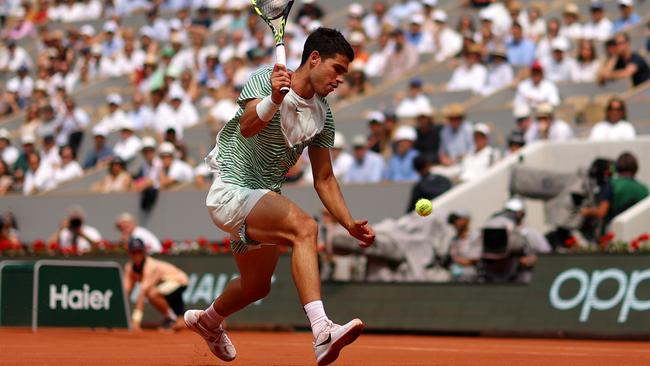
[347,220,375,248]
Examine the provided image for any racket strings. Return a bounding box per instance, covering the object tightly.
[257,0,290,19]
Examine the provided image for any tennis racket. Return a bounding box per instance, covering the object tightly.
[251,0,295,94]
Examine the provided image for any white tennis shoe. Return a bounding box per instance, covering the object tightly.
[314,318,364,366]
[184,310,236,362]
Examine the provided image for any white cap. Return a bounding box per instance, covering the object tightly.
[91,44,102,55]
[479,9,493,21]
[169,19,183,31]
[205,46,219,59]
[168,88,185,101]
[349,31,365,45]
[393,125,417,142]
[551,37,570,52]
[106,93,123,105]
[92,125,109,137]
[0,128,10,140]
[410,13,425,25]
[158,142,176,156]
[505,198,525,212]
[119,119,135,131]
[433,10,448,22]
[423,0,438,7]
[139,26,156,39]
[303,0,315,3]
[103,21,118,33]
[206,79,220,89]
[333,131,346,149]
[536,102,555,116]
[141,136,157,149]
[513,104,531,119]
[6,78,19,93]
[80,24,95,37]
[618,0,633,6]
[170,31,187,44]
[307,20,322,32]
[348,3,364,17]
[473,122,490,136]
[21,134,36,145]
[351,134,368,147]
[416,104,434,117]
[366,110,385,123]
[34,80,48,91]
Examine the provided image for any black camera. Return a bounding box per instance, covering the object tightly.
[69,217,83,230]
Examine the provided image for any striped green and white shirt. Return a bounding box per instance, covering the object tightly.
[207,67,335,193]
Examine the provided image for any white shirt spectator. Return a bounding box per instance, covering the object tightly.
[6,75,33,100]
[525,119,574,142]
[165,159,194,183]
[303,149,355,184]
[85,0,103,20]
[559,23,583,41]
[542,57,577,83]
[344,151,386,184]
[536,36,568,66]
[570,60,600,83]
[59,225,102,253]
[132,226,162,253]
[396,94,432,119]
[387,1,422,22]
[54,160,83,184]
[480,2,511,37]
[154,103,188,139]
[95,109,131,133]
[514,78,560,110]
[0,46,33,72]
[59,1,87,22]
[364,47,390,78]
[526,18,547,40]
[113,135,142,162]
[459,146,501,182]
[363,11,396,40]
[41,146,62,169]
[209,99,239,125]
[116,49,146,76]
[127,105,155,131]
[1,145,19,166]
[481,62,514,95]
[23,163,57,195]
[582,18,613,42]
[56,108,90,146]
[589,120,636,141]
[447,63,488,94]
[99,56,123,78]
[434,27,463,62]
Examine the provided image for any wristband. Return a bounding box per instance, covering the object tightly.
[132,309,143,324]
[255,96,280,122]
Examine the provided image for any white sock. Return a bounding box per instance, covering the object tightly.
[166,309,178,321]
[201,304,225,329]
[304,300,329,339]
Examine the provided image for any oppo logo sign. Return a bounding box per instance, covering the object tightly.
[549,268,650,323]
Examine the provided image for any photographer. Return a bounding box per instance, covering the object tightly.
[50,206,102,254]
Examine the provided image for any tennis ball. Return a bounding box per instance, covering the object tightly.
[415,199,432,217]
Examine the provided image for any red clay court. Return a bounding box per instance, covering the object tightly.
[2,328,649,366]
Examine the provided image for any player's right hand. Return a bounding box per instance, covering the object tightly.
[270,64,291,104]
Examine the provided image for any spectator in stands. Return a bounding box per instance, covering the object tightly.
[589,97,636,141]
[542,38,576,83]
[133,137,161,191]
[83,126,113,169]
[56,97,89,154]
[50,206,102,253]
[445,210,481,282]
[559,4,583,41]
[536,18,562,65]
[303,131,354,184]
[582,152,648,231]
[386,126,419,182]
[115,212,162,253]
[396,78,432,120]
[506,130,526,154]
[383,29,418,80]
[413,105,441,165]
[157,142,193,190]
[406,13,433,54]
[101,21,124,59]
[37,104,58,139]
[527,103,574,142]
[481,47,514,96]
[406,155,451,213]
[0,40,33,72]
[524,4,546,42]
[13,134,36,173]
[23,151,56,195]
[514,62,560,110]
[158,88,198,141]
[583,1,613,41]
[614,0,641,33]
[127,92,154,131]
[91,157,132,193]
[363,1,393,40]
[40,135,61,169]
[571,40,600,83]
[432,10,463,62]
[506,22,536,67]
[388,0,422,22]
[599,32,650,87]
[53,145,82,185]
[458,123,501,182]
[344,134,386,184]
[447,44,487,94]
[0,129,19,167]
[95,94,131,132]
[6,64,33,108]
[438,104,474,167]
[163,128,188,162]
[113,120,142,163]
[295,0,324,22]
[0,160,14,195]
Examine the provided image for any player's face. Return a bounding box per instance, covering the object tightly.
[311,53,350,97]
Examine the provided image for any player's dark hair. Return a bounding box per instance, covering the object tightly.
[300,28,354,66]
[616,152,638,176]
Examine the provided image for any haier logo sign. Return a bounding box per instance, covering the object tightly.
[49,284,113,311]
[549,268,650,323]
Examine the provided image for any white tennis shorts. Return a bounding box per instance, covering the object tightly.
[206,176,270,253]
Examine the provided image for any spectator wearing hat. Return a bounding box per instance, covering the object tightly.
[559,3,583,41]
[50,206,102,253]
[365,110,387,154]
[614,0,641,33]
[113,120,142,162]
[0,40,33,73]
[383,29,418,80]
[40,134,62,170]
[506,130,526,154]
[116,213,162,253]
[127,92,155,131]
[158,142,193,190]
[599,32,650,87]
[589,97,636,141]
[386,126,419,182]
[526,103,573,142]
[53,145,83,185]
[438,104,474,167]
[23,151,56,195]
[83,125,113,169]
[133,136,162,191]
[91,156,132,193]
[542,37,576,83]
[407,13,434,54]
[458,123,501,183]
[56,97,89,153]
[447,44,487,94]
[295,0,324,22]
[506,22,536,68]
[513,62,560,111]
[95,93,132,132]
[13,134,37,174]
[406,155,451,213]
[0,129,19,167]
[582,1,613,41]
[396,78,432,120]
[123,237,188,331]
[413,105,441,164]
[481,47,514,95]
[101,21,124,59]
[571,39,600,82]
[432,10,463,62]
[344,134,386,184]
[5,64,33,106]
[156,88,198,141]
[443,210,481,282]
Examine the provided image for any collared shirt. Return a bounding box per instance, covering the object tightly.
[507,38,537,67]
[386,149,419,182]
[344,151,386,184]
[613,13,641,33]
[514,78,560,110]
[59,226,102,253]
[481,62,514,95]
[525,119,574,142]
[447,63,488,94]
[582,18,613,41]
[459,146,501,182]
[542,57,577,83]
[23,164,57,195]
[83,146,113,169]
[113,135,142,162]
[54,161,83,184]
[439,122,475,162]
[589,120,636,141]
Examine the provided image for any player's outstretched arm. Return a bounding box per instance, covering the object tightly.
[309,146,375,248]
[240,64,292,138]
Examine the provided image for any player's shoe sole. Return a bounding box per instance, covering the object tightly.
[184,310,236,362]
[315,318,364,366]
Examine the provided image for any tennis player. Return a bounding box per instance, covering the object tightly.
[184,28,375,365]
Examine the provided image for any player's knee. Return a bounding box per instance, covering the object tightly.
[145,287,159,298]
[291,217,318,248]
[244,282,272,302]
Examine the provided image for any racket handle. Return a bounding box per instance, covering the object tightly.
[276,44,290,94]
